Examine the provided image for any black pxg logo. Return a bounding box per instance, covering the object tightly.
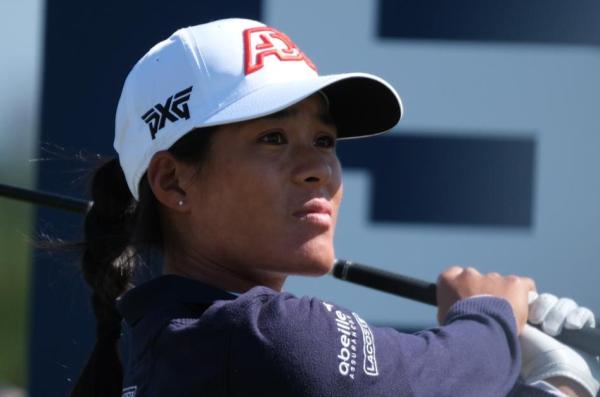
[141,86,193,139]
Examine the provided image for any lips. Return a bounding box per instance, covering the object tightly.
[292,198,333,227]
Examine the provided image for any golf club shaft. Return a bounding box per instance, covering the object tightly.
[0,183,89,214]
[332,259,600,356]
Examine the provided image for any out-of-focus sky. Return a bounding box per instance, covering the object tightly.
[0,0,43,187]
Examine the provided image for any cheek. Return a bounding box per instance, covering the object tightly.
[227,166,286,218]
[191,163,287,239]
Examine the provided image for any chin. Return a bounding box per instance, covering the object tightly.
[302,258,333,276]
[289,240,335,276]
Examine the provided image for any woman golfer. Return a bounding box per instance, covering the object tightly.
[69,18,597,397]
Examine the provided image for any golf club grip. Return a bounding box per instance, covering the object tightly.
[332,259,437,305]
[332,259,600,356]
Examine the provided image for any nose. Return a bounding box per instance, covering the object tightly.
[291,150,334,189]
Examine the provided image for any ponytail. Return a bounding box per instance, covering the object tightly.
[69,158,136,397]
[69,127,215,396]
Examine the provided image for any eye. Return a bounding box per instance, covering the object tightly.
[259,131,287,145]
[314,134,336,149]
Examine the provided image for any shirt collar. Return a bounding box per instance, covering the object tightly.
[116,275,238,326]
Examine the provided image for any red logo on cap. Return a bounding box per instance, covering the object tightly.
[243,27,317,75]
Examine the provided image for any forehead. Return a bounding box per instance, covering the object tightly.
[210,94,337,142]
[252,93,335,127]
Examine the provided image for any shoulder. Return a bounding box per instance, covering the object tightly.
[211,285,340,331]
[219,286,351,349]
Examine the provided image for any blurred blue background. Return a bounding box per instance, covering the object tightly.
[1,1,599,395]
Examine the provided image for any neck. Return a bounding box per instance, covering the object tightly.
[162,245,287,294]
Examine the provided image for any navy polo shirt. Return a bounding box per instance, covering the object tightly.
[116,275,555,396]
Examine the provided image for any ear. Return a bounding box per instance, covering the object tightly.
[146,151,193,212]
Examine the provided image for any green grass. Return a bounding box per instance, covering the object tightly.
[0,198,32,388]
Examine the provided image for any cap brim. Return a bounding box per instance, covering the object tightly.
[200,72,403,139]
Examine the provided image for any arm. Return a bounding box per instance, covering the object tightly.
[227,289,527,397]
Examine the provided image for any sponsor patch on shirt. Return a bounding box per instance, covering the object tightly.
[353,312,379,376]
[323,301,379,380]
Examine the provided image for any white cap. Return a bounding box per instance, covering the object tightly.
[114,18,403,199]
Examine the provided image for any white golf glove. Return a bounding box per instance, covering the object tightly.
[520,324,600,397]
[528,292,596,336]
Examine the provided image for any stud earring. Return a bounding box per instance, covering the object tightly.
[178,200,184,207]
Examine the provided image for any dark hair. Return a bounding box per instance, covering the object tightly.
[69,127,216,397]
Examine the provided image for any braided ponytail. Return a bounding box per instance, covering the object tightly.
[69,158,137,397]
[69,127,215,396]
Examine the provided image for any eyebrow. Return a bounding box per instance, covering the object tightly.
[261,107,336,127]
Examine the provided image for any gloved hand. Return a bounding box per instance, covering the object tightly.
[520,324,600,397]
[528,292,596,336]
